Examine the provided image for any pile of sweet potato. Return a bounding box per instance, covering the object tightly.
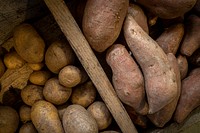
[0,0,200,132]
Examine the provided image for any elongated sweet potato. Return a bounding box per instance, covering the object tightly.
[106,44,148,115]
[124,14,178,114]
[180,15,200,56]
[174,68,200,123]
[156,23,184,55]
[82,0,129,52]
[148,53,181,127]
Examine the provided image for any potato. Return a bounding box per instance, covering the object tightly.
[31,100,64,133]
[19,122,37,133]
[19,104,31,123]
[43,78,72,105]
[21,84,44,106]
[57,103,70,120]
[0,58,5,78]
[29,70,51,85]
[58,65,81,87]
[128,3,149,33]
[136,0,197,19]
[82,0,129,52]
[70,81,96,107]
[174,68,200,123]
[13,23,45,63]
[0,106,19,133]
[45,41,75,73]
[124,13,178,114]
[87,101,112,130]
[180,15,200,56]
[3,51,26,69]
[177,54,188,79]
[106,44,148,115]
[62,104,98,133]
[156,23,184,55]
[28,62,44,71]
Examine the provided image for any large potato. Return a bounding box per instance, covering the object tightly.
[82,0,129,52]
[0,106,19,133]
[31,100,64,133]
[62,104,98,133]
[13,23,45,63]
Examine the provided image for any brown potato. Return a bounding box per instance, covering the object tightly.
[31,100,64,133]
[136,0,197,19]
[19,104,31,123]
[3,51,26,69]
[0,58,5,78]
[43,78,72,105]
[13,23,45,63]
[19,122,37,133]
[82,0,129,52]
[29,70,51,85]
[62,104,98,133]
[57,103,70,120]
[45,41,75,73]
[177,54,188,79]
[70,81,96,107]
[21,84,44,106]
[28,62,44,71]
[87,101,112,130]
[58,65,81,87]
[0,106,19,133]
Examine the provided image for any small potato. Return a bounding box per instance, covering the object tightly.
[0,58,5,78]
[59,65,81,87]
[87,101,112,130]
[70,81,96,107]
[45,41,75,73]
[31,100,64,133]
[0,106,19,133]
[19,104,31,123]
[177,54,188,79]
[29,70,51,85]
[28,62,44,71]
[19,122,37,133]
[13,23,45,63]
[21,84,44,106]
[62,104,98,133]
[43,78,72,105]
[3,51,26,69]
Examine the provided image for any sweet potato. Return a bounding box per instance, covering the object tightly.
[174,68,200,123]
[106,44,148,115]
[82,0,129,52]
[124,14,178,114]
[136,0,197,19]
[180,15,200,56]
[177,54,188,79]
[156,23,184,55]
[148,53,181,127]
[128,3,149,33]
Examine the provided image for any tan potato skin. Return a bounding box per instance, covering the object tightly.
[19,104,31,123]
[148,53,181,127]
[124,14,178,114]
[19,122,37,133]
[43,78,72,105]
[29,70,51,86]
[136,0,197,19]
[82,0,129,52]
[128,3,149,34]
[13,23,45,63]
[106,44,148,115]
[31,100,64,133]
[0,106,19,133]
[28,63,44,71]
[21,85,44,106]
[87,101,112,130]
[62,104,98,133]
[177,54,188,79]
[0,58,5,78]
[156,23,184,55]
[174,68,200,123]
[180,15,200,56]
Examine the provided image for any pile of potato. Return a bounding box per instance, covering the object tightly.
[0,0,200,132]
